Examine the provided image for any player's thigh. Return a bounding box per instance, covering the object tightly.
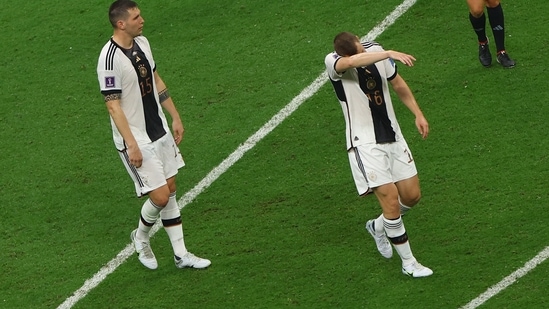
[157,133,185,180]
[373,183,400,217]
[389,139,418,184]
[395,175,421,206]
[118,144,168,198]
[166,176,177,193]
[348,144,393,195]
[389,139,420,205]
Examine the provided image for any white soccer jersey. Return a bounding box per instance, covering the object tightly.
[97,36,169,150]
[325,42,403,150]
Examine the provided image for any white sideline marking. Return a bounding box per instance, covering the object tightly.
[57,1,416,308]
[459,246,549,309]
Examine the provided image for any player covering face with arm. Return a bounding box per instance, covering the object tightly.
[325,32,432,277]
[332,34,428,139]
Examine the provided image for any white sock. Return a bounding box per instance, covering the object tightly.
[374,214,385,234]
[137,199,162,241]
[383,216,415,266]
[161,192,188,257]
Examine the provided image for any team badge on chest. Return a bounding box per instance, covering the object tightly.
[138,64,148,78]
[366,78,377,90]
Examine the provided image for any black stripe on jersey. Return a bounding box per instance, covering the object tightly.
[105,41,117,71]
[125,41,166,142]
[387,65,398,80]
[362,40,398,80]
[329,77,347,103]
[120,148,145,189]
[329,77,355,148]
[100,89,122,96]
[356,65,396,143]
[361,41,380,49]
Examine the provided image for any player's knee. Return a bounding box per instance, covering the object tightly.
[160,197,169,207]
[469,9,485,18]
[149,192,170,207]
[401,191,421,207]
[149,184,172,207]
[485,0,500,8]
[412,192,422,205]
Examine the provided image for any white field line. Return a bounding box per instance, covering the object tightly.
[459,246,549,309]
[57,1,416,308]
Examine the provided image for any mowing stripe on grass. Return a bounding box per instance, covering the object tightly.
[459,246,549,309]
[57,1,416,308]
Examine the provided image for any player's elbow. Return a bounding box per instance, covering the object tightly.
[105,101,122,116]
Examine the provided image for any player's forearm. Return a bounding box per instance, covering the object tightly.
[338,51,390,71]
[349,51,391,67]
[396,88,424,118]
[154,72,182,122]
[161,98,182,122]
[107,102,139,148]
[391,76,424,118]
[404,98,424,119]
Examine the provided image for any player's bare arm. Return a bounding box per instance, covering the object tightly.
[389,74,429,139]
[335,50,415,73]
[105,95,143,166]
[154,71,184,145]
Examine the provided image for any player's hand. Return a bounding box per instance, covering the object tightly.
[415,115,429,139]
[127,144,143,168]
[172,119,184,145]
[388,50,416,67]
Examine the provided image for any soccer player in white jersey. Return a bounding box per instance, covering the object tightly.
[324,32,432,277]
[96,0,210,270]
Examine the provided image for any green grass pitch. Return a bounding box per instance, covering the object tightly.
[1,0,549,308]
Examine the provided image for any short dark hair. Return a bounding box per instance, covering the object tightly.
[333,32,359,56]
[108,0,139,28]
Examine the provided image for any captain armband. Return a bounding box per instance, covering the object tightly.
[159,88,171,103]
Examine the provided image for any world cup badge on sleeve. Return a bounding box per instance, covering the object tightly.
[105,76,115,88]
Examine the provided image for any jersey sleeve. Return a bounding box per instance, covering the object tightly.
[385,58,398,80]
[325,52,343,81]
[97,43,122,96]
[367,43,398,80]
